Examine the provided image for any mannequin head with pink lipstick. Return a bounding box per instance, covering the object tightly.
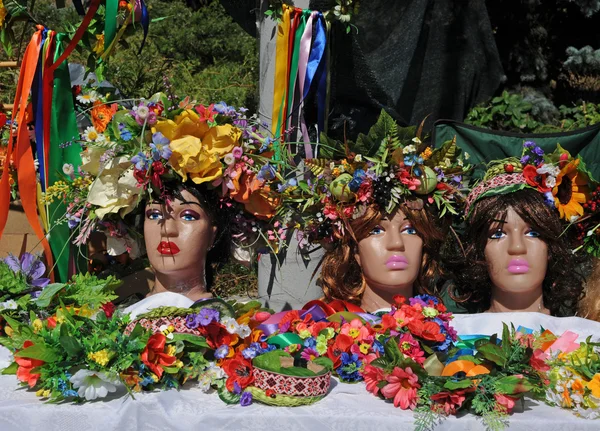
[143,180,230,301]
[320,201,448,312]
[454,187,585,316]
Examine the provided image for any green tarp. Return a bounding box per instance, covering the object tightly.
[433,120,600,180]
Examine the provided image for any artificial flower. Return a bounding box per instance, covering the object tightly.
[82,126,105,143]
[430,388,473,415]
[523,164,551,193]
[363,364,386,395]
[69,369,122,400]
[4,253,50,288]
[202,124,241,156]
[552,158,590,221]
[91,101,116,133]
[140,333,177,379]
[230,172,280,219]
[222,353,254,392]
[380,366,420,410]
[77,90,100,105]
[494,393,519,414]
[152,109,209,142]
[15,341,44,388]
[87,157,142,218]
[589,374,600,398]
[93,34,105,56]
[196,104,216,123]
[80,145,109,176]
[169,135,222,184]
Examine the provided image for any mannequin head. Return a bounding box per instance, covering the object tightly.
[454,189,584,315]
[320,202,447,310]
[144,181,228,300]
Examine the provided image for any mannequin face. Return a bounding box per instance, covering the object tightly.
[144,189,217,282]
[484,207,548,297]
[355,209,423,295]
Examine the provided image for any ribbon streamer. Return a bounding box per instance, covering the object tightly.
[271,5,292,145]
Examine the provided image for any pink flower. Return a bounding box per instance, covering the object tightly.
[232,146,243,159]
[530,349,550,372]
[430,388,473,415]
[494,393,519,414]
[398,333,426,365]
[340,319,371,342]
[380,367,421,410]
[363,364,386,396]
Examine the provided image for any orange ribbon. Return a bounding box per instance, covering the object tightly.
[441,360,492,377]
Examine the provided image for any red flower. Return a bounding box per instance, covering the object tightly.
[407,320,446,343]
[430,388,474,415]
[494,393,520,414]
[327,333,354,369]
[101,302,116,318]
[196,104,216,123]
[15,341,44,388]
[198,323,237,349]
[530,349,550,372]
[523,164,551,193]
[133,168,148,186]
[72,85,82,96]
[151,161,165,189]
[380,366,421,410]
[141,334,176,379]
[46,317,57,329]
[363,364,386,396]
[222,353,254,392]
[380,314,398,332]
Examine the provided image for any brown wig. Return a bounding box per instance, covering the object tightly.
[451,189,585,316]
[579,259,600,322]
[320,202,449,304]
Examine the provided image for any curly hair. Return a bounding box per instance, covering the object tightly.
[579,259,600,321]
[451,189,585,316]
[320,202,449,305]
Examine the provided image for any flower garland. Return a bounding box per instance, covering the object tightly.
[266,0,360,29]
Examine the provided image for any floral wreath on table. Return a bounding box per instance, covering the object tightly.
[42,87,285,255]
[274,110,471,247]
[464,140,600,255]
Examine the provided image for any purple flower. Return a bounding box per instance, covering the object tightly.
[300,348,319,361]
[533,146,545,157]
[242,346,259,360]
[257,164,276,181]
[214,101,236,116]
[131,152,149,170]
[524,141,535,148]
[186,313,200,329]
[150,133,172,161]
[233,381,242,395]
[240,391,253,406]
[215,345,230,359]
[520,155,531,165]
[197,308,220,326]
[3,253,50,288]
[66,213,81,229]
[544,191,556,207]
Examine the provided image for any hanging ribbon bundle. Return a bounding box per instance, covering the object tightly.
[0,0,148,282]
[270,4,330,159]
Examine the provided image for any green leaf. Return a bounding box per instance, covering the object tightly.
[169,333,208,347]
[383,338,403,364]
[218,385,241,405]
[501,323,511,359]
[312,356,334,372]
[494,375,534,395]
[477,343,506,367]
[16,343,60,363]
[1,362,18,375]
[34,283,66,308]
[443,379,474,390]
[252,350,289,373]
[59,324,83,357]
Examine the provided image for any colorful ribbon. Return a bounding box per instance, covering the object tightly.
[104,0,119,50]
[271,5,292,145]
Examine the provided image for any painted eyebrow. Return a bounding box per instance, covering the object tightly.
[179,200,203,207]
[491,218,507,224]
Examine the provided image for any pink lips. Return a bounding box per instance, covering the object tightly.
[507,258,529,274]
[386,255,409,270]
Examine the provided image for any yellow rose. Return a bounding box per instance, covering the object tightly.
[169,136,222,184]
[202,124,241,156]
[152,109,209,142]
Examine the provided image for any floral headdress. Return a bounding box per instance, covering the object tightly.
[44,89,283,252]
[276,111,471,244]
[464,141,595,221]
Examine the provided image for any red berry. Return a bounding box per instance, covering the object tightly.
[505,164,514,173]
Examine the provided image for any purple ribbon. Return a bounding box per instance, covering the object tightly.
[257,304,329,336]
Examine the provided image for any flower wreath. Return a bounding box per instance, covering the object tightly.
[276,110,471,244]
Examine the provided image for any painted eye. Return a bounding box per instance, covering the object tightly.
[489,229,505,240]
[180,210,200,221]
[369,226,385,236]
[526,229,541,238]
[402,226,417,235]
[146,210,163,221]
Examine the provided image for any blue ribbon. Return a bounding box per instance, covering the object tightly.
[137,0,150,55]
[32,29,48,191]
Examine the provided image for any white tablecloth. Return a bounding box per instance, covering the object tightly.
[0,313,598,431]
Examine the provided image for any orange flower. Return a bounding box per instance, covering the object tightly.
[140,334,176,379]
[15,341,44,388]
[230,172,280,219]
[91,101,116,133]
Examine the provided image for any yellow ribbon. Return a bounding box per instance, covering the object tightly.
[271,5,292,139]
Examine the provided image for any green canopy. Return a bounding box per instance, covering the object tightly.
[433,120,600,180]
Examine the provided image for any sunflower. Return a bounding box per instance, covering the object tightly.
[552,158,590,221]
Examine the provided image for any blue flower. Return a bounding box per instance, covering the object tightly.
[240,391,253,406]
[304,337,317,349]
[242,346,259,359]
[336,352,363,382]
[118,123,132,141]
[543,191,556,207]
[215,345,230,359]
[4,253,49,288]
[197,308,220,326]
[131,152,149,170]
[409,294,439,307]
[214,101,236,116]
[348,169,366,192]
[372,340,384,354]
[150,132,172,161]
[185,313,200,329]
[259,137,272,153]
[404,155,423,167]
[257,163,276,181]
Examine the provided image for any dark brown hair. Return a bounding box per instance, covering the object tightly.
[579,259,600,321]
[320,202,449,304]
[451,189,585,316]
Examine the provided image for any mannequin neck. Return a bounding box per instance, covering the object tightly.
[360,283,413,312]
[488,285,549,314]
[150,271,213,302]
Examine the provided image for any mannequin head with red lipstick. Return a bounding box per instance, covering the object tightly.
[143,180,229,301]
[320,201,447,312]
[454,189,584,316]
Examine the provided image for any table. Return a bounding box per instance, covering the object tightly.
[0,313,598,430]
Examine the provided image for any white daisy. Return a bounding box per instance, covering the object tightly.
[222,317,239,334]
[82,126,105,143]
[69,369,122,400]
[76,90,100,105]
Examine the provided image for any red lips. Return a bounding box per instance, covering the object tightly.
[157,241,180,255]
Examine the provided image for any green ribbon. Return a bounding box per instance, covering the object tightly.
[104,0,118,50]
[268,333,304,349]
[48,34,84,281]
[454,335,491,351]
